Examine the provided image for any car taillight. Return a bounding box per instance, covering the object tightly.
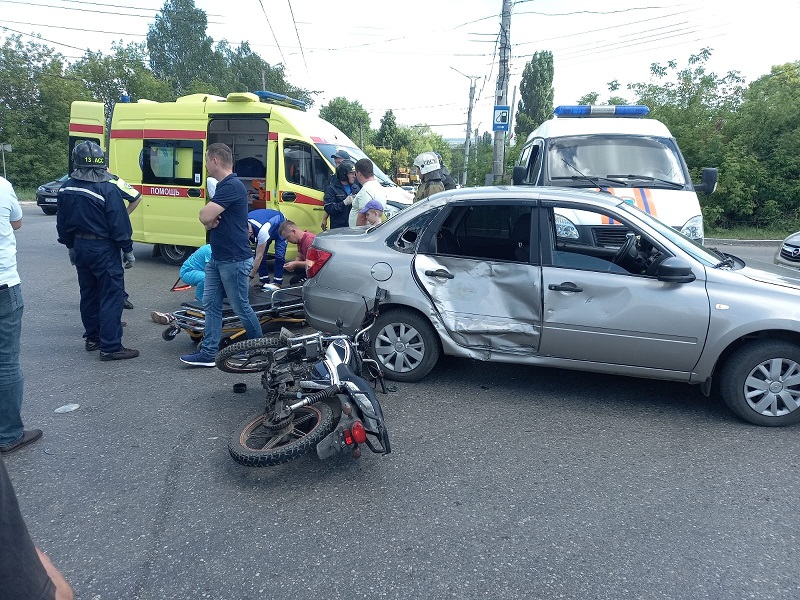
[306,247,332,279]
[351,421,367,444]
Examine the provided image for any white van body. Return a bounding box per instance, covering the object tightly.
[514,105,717,243]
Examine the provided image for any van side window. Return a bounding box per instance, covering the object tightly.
[141,140,204,186]
[283,141,329,192]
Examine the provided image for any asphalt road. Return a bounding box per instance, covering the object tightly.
[6,204,800,600]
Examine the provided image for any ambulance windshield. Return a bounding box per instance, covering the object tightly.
[547,135,688,188]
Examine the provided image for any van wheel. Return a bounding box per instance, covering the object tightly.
[158,244,194,266]
[369,309,439,382]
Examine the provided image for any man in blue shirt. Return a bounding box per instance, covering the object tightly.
[180,143,262,367]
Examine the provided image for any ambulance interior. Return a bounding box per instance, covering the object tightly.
[208,118,268,205]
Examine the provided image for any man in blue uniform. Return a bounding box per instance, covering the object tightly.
[56,141,139,361]
[247,208,286,289]
[180,143,262,367]
[322,160,361,230]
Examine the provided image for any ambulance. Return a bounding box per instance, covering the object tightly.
[512,105,718,244]
[68,91,412,264]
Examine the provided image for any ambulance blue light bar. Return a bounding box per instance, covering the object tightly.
[553,105,650,118]
[253,90,307,111]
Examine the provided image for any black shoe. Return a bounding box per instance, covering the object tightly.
[85,339,101,352]
[100,347,139,361]
[123,299,134,310]
[0,429,43,454]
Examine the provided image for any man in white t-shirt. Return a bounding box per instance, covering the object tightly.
[0,177,43,454]
[348,159,389,227]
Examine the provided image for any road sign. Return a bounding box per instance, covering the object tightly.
[492,106,510,132]
[0,144,11,152]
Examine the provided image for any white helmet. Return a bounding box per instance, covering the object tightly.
[413,152,441,175]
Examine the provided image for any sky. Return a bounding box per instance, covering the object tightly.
[3,0,800,141]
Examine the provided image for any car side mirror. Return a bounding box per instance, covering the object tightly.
[512,165,526,185]
[656,257,696,283]
[694,167,718,195]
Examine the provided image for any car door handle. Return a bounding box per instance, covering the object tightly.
[187,188,201,198]
[548,282,583,292]
[281,191,296,202]
[425,269,454,279]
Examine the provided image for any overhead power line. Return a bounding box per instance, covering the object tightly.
[255,0,287,66]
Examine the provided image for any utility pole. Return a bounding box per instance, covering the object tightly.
[450,67,480,187]
[492,0,512,183]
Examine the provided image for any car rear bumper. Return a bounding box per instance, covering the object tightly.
[303,279,368,335]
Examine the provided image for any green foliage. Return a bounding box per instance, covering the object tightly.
[375,110,398,150]
[318,97,372,145]
[515,51,554,142]
[146,0,215,95]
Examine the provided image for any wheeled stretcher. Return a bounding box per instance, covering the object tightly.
[161,286,306,348]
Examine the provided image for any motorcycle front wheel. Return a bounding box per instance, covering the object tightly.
[228,403,335,467]
[215,335,283,373]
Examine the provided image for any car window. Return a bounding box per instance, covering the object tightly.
[546,205,669,276]
[432,204,535,263]
[386,209,440,254]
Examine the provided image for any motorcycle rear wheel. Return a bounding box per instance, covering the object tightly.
[228,403,335,467]
[215,335,284,373]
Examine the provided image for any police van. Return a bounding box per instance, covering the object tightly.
[68,91,412,264]
[512,105,717,244]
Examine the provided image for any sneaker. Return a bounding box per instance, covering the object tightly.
[0,429,43,454]
[85,339,101,352]
[180,351,216,367]
[151,311,175,325]
[100,347,139,361]
[123,299,134,310]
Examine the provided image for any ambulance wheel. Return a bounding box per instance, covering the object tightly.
[158,244,194,266]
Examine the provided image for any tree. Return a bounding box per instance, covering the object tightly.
[146,0,215,94]
[375,110,398,149]
[0,35,89,186]
[514,51,554,142]
[68,42,174,119]
[318,97,372,145]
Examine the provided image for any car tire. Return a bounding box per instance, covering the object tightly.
[720,340,800,426]
[157,244,194,266]
[40,206,57,216]
[369,309,439,382]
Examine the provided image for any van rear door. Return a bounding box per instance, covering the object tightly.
[68,101,106,169]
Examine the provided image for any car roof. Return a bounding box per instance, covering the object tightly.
[433,185,623,210]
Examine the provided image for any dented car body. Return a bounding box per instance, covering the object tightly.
[303,186,800,426]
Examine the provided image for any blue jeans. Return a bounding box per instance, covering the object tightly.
[0,284,24,447]
[200,257,262,356]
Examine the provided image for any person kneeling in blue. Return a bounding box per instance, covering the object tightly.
[150,244,212,325]
[247,208,287,290]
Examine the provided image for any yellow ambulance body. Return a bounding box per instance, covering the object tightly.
[69,91,411,264]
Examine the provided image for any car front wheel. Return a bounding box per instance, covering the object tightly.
[41,206,57,215]
[720,340,800,426]
[369,309,440,382]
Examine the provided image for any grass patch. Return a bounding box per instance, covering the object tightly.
[705,225,792,240]
[16,187,37,202]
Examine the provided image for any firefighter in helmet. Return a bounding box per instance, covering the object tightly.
[56,141,139,360]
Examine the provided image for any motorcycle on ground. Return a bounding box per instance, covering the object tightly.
[215,289,392,467]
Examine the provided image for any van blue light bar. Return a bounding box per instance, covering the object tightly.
[553,105,650,118]
[253,90,307,110]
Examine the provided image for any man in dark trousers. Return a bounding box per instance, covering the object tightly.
[56,141,138,361]
[180,143,262,367]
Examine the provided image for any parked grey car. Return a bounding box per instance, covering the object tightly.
[303,186,800,426]
[774,231,800,270]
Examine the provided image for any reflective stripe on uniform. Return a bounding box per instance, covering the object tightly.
[59,186,106,203]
